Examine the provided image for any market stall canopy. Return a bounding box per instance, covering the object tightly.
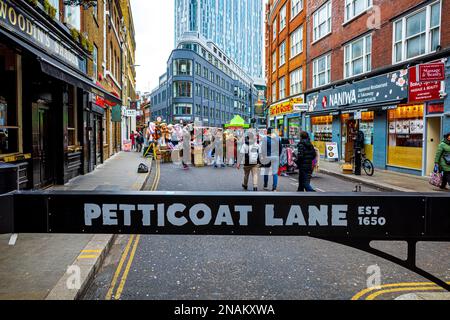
[224,115,250,129]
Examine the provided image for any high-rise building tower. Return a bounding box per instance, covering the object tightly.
[175,0,263,81]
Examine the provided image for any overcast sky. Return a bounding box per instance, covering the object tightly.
[131,0,174,94]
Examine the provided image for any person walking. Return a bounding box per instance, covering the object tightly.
[435,132,450,190]
[237,131,260,191]
[136,130,143,153]
[130,131,136,151]
[261,128,281,192]
[297,131,317,192]
[213,129,225,168]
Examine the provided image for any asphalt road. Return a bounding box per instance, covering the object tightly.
[83,163,450,300]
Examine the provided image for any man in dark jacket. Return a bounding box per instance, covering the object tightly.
[297,131,317,192]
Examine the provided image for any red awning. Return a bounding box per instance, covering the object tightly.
[94,81,120,108]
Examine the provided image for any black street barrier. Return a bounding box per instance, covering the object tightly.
[3,191,450,291]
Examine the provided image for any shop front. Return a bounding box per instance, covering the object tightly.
[0,0,121,189]
[310,114,333,156]
[268,96,306,140]
[306,69,409,168]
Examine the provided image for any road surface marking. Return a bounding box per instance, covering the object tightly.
[106,161,160,300]
[105,235,135,300]
[78,255,99,260]
[150,160,161,191]
[82,249,102,253]
[351,281,450,300]
[114,235,141,300]
[366,286,444,300]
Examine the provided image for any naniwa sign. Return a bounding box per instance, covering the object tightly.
[307,70,408,112]
[9,191,450,239]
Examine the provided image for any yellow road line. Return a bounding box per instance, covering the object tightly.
[114,235,141,300]
[105,160,159,300]
[366,286,443,300]
[351,281,450,300]
[150,159,160,191]
[105,235,135,300]
[81,249,102,253]
[78,255,100,259]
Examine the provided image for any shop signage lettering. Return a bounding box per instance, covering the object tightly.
[409,66,443,103]
[270,102,293,117]
[419,63,445,82]
[427,103,444,115]
[307,70,408,112]
[0,0,85,72]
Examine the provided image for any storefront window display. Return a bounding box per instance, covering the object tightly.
[359,112,374,161]
[388,104,424,170]
[276,119,284,137]
[288,117,300,143]
[311,115,333,156]
[0,45,18,156]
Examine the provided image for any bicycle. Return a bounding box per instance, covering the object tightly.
[350,152,375,176]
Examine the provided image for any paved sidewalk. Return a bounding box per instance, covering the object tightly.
[0,151,152,300]
[319,160,447,193]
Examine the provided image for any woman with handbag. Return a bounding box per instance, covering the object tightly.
[435,132,450,190]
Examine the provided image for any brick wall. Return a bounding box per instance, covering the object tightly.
[305,0,450,90]
[266,0,308,105]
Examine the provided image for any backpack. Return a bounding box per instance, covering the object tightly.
[249,145,259,165]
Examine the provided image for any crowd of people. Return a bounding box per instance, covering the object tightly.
[129,119,320,192]
[130,123,450,192]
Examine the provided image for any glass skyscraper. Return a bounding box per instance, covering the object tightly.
[175,0,263,80]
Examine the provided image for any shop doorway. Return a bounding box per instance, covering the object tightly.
[32,103,54,188]
[425,116,442,176]
[93,113,103,167]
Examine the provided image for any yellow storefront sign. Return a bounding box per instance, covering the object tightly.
[269,97,305,117]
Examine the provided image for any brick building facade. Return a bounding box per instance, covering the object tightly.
[266,0,450,177]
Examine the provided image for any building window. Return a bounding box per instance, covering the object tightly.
[345,0,372,22]
[290,25,303,58]
[173,81,192,98]
[291,0,303,19]
[313,1,332,42]
[393,1,441,63]
[272,51,276,72]
[279,77,286,100]
[64,5,81,30]
[174,103,193,115]
[271,82,277,102]
[0,46,19,155]
[313,53,331,88]
[93,45,98,81]
[195,62,201,76]
[273,17,277,41]
[280,5,287,31]
[344,34,372,78]
[173,59,193,76]
[279,41,286,66]
[387,105,424,170]
[203,66,208,79]
[93,1,98,21]
[290,68,303,96]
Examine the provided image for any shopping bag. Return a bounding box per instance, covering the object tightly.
[429,166,443,187]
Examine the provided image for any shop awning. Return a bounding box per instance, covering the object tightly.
[224,115,250,129]
[39,58,122,106]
